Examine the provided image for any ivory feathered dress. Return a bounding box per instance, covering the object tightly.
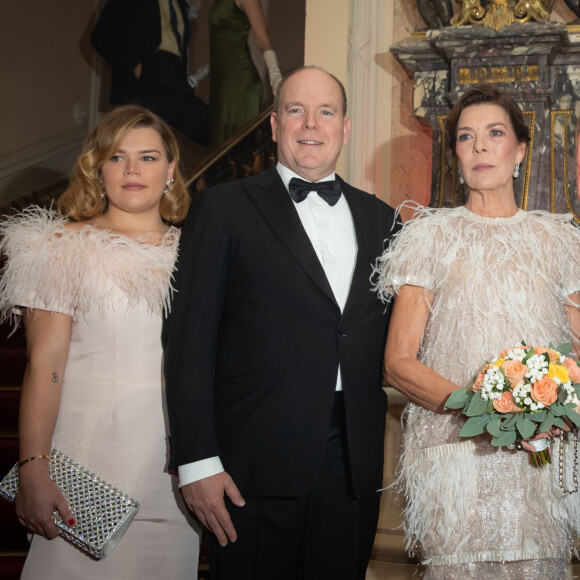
[0,208,199,579]
[374,205,580,579]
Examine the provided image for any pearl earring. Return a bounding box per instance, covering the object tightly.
[458,169,464,185]
[513,162,520,179]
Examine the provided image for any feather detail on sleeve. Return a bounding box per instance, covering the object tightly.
[0,206,179,326]
[372,202,447,303]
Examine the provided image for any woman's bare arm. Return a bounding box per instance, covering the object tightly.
[384,285,460,412]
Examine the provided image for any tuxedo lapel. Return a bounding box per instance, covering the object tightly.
[340,180,380,320]
[242,167,338,307]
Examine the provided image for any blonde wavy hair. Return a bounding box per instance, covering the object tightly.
[57,105,190,223]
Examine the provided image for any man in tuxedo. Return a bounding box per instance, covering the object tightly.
[91,0,208,145]
[163,66,399,579]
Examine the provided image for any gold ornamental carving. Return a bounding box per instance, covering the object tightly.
[451,0,555,31]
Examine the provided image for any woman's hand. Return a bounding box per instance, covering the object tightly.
[15,459,75,539]
[521,423,571,452]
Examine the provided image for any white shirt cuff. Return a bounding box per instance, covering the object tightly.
[178,456,224,487]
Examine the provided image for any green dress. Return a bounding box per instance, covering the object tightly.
[209,0,263,148]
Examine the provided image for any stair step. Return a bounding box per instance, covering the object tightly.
[0,555,27,580]
[0,500,28,552]
[0,322,25,349]
[0,439,18,476]
[0,437,28,568]
[0,351,25,387]
[0,390,20,434]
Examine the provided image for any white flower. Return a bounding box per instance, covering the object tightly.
[507,348,527,361]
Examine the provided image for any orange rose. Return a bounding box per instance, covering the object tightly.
[473,365,490,392]
[501,359,528,388]
[530,376,558,406]
[564,358,580,384]
[493,391,522,413]
[534,346,558,363]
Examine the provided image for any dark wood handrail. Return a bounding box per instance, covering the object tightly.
[185,105,274,188]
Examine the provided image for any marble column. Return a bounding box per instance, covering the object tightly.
[344,0,393,202]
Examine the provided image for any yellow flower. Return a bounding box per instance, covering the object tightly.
[493,358,505,368]
[548,363,570,383]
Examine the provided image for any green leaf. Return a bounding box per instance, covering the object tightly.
[465,392,489,417]
[502,413,520,430]
[557,343,573,356]
[516,416,536,439]
[486,419,503,437]
[566,408,580,428]
[444,388,469,411]
[558,390,568,404]
[460,415,491,437]
[529,410,547,423]
[522,347,535,365]
[551,404,567,417]
[491,430,517,447]
[574,384,580,397]
[539,412,555,433]
[553,416,564,428]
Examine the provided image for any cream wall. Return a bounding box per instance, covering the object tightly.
[303,0,432,207]
[0,1,102,205]
[304,0,349,177]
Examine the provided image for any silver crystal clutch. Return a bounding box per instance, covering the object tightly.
[0,449,139,559]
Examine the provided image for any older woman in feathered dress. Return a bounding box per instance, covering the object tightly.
[374,85,580,579]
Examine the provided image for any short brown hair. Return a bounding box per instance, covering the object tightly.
[273,65,348,117]
[58,105,190,223]
[446,84,530,155]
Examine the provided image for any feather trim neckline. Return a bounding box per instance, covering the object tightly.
[457,205,527,224]
[0,207,180,321]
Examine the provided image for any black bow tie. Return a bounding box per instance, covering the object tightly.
[288,177,341,206]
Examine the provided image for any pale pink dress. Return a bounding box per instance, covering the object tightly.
[0,207,200,579]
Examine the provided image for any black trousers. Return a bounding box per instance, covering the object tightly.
[132,50,209,146]
[207,393,381,580]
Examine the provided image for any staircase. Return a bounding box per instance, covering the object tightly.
[0,321,27,579]
[0,107,275,579]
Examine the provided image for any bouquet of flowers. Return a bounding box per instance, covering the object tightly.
[444,342,580,467]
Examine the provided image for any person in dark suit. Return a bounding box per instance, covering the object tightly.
[163,66,399,579]
[91,0,209,145]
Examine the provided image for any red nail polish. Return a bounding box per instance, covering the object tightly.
[68,519,76,526]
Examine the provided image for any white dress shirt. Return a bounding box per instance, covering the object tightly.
[178,163,358,486]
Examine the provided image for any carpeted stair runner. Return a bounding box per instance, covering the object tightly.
[0,321,27,579]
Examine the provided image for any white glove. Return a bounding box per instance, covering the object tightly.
[263,49,282,95]
[188,63,210,89]
[187,0,200,20]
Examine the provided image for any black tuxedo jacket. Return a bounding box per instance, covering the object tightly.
[163,166,399,498]
[91,0,190,105]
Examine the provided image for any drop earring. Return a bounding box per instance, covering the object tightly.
[458,169,464,185]
[513,162,520,179]
[163,178,175,195]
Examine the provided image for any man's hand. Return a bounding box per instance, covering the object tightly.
[181,472,244,546]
